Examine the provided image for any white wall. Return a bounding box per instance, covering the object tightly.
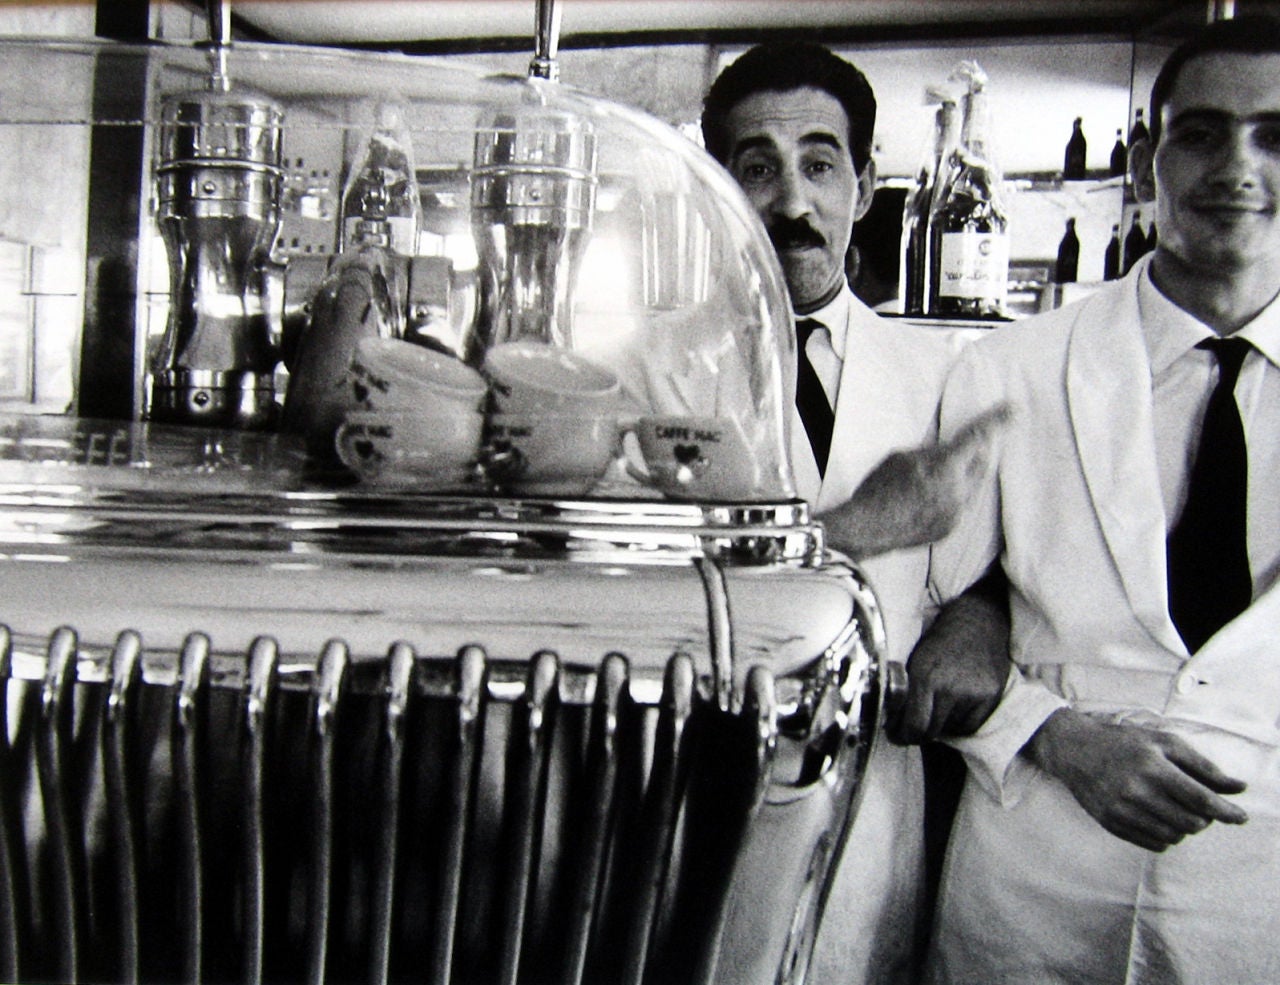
[0,2,95,37]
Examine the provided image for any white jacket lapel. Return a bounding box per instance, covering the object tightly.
[813,306,908,513]
[1066,278,1186,653]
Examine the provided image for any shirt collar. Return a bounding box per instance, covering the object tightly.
[1241,293,1280,370]
[1137,255,1280,373]
[798,285,852,355]
[1137,258,1213,376]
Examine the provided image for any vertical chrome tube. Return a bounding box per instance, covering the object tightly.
[529,0,561,81]
[206,0,232,91]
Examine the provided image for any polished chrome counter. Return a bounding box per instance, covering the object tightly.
[0,414,889,985]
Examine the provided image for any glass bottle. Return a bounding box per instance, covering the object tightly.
[1128,108,1150,148]
[283,109,420,464]
[338,104,422,258]
[1055,218,1080,284]
[1123,211,1147,274]
[929,64,1009,319]
[282,215,410,464]
[1063,117,1087,180]
[900,90,958,315]
[1109,129,1127,178]
[1104,223,1122,280]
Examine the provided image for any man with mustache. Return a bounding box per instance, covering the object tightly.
[702,42,1010,985]
[922,16,1280,983]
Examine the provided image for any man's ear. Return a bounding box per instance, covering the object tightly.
[1129,135,1156,204]
[853,158,877,222]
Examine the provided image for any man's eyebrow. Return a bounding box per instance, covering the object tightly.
[1168,108,1280,127]
[799,131,844,153]
[729,135,775,162]
[728,130,845,164]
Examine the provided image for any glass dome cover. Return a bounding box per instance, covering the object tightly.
[0,37,799,504]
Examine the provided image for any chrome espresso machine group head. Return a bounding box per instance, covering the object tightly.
[465,104,597,365]
[149,5,285,430]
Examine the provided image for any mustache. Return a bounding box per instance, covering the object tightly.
[768,217,825,251]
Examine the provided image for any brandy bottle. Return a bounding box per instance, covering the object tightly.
[929,66,1009,319]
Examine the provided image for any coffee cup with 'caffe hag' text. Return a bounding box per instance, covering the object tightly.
[482,341,620,414]
[335,407,482,489]
[348,336,488,416]
[628,415,762,501]
[481,411,622,497]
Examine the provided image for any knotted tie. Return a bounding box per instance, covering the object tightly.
[1166,336,1253,653]
[795,319,834,476]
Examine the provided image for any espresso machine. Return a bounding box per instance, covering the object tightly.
[0,3,898,983]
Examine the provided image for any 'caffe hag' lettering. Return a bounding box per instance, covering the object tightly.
[655,425,721,443]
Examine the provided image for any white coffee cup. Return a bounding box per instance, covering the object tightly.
[628,414,762,501]
[348,336,487,416]
[482,341,620,414]
[334,408,482,489]
[482,411,621,497]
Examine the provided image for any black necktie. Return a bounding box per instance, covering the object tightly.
[795,319,834,476]
[1166,336,1253,653]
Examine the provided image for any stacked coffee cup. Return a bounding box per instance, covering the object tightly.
[480,341,623,497]
[335,337,488,489]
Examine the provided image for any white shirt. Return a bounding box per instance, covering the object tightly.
[799,289,849,409]
[1139,267,1280,600]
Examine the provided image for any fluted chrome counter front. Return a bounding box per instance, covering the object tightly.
[0,413,887,985]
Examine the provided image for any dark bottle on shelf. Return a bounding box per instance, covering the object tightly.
[1128,108,1150,148]
[1104,223,1122,280]
[1055,218,1080,284]
[1123,212,1148,274]
[929,64,1009,319]
[1146,220,1158,255]
[1109,129,1127,177]
[1063,117,1087,180]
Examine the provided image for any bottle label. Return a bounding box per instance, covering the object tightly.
[938,231,1009,302]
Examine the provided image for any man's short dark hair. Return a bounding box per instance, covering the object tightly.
[701,41,876,175]
[1150,14,1280,142]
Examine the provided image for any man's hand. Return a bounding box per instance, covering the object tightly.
[820,403,1011,560]
[1025,707,1249,852]
[888,565,1011,745]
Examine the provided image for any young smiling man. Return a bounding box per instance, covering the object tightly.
[923,16,1280,983]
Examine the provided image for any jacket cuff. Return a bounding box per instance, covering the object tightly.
[945,667,1068,806]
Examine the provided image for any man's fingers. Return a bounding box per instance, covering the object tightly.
[1090,781,1216,851]
[944,402,1013,455]
[942,695,1001,738]
[887,689,937,745]
[933,402,1012,482]
[1158,750,1249,825]
[1102,812,1187,853]
[1162,738,1249,796]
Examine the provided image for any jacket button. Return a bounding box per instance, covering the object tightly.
[1175,672,1198,695]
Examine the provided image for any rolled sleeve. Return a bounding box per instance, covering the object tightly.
[946,666,1068,805]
